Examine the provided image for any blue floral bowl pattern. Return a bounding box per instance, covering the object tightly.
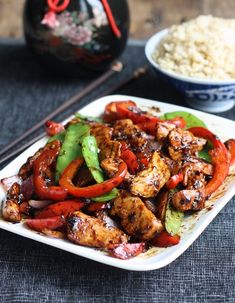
[145,29,235,113]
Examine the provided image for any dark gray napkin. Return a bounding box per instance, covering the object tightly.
[0,40,234,303]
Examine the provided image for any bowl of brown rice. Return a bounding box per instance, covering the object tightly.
[145,15,235,113]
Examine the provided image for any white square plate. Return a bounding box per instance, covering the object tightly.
[1,95,235,271]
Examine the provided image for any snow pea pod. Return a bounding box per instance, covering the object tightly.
[81,135,104,183]
[56,123,90,180]
[75,112,103,123]
[47,131,65,143]
[91,188,119,202]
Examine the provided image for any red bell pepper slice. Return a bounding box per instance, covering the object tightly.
[86,202,107,212]
[116,103,160,124]
[137,117,186,135]
[189,127,230,198]
[136,152,150,169]
[59,158,127,198]
[26,216,65,232]
[45,120,65,137]
[120,142,139,174]
[108,243,145,260]
[152,230,180,247]
[103,101,136,122]
[166,172,184,190]
[36,200,84,219]
[225,139,235,167]
[33,143,67,201]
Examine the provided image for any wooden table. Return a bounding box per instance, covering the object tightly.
[0,0,235,39]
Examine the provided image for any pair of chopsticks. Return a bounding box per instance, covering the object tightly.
[0,63,149,166]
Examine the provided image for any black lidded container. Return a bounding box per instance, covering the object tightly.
[23,0,129,77]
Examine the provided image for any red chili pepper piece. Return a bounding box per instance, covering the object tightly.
[87,202,107,212]
[36,200,84,219]
[116,103,160,124]
[136,120,158,135]
[103,101,136,122]
[108,243,145,260]
[166,172,184,190]
[136,152,150,169]
[137,117,186,135]
[26,216,65,232]
[45,120,65,137]
[189,127,230,198]
[225,139,235,167]
[59,157,127,198]
[120,142,139,174]
[33,143,67,201]
[152,230,180,247]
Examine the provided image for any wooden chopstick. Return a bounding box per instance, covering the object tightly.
[0,61,123,159]
[0,65,149,167]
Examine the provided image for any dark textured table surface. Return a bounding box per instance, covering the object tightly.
[0,40,234,303]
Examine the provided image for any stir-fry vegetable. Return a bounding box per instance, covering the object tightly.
[82,135,104,183]
[59,158,127,198]
[56,123,90,180]
[152,231,180,247]
[189,127,230,198]
[33,142,67,201]
[36,200,84,219]
[165,203,184,236]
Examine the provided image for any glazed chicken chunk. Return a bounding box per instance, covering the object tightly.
[67,211,128,249]
[167,128,206,161]
[130,151,171,198]
[110,191,163,241]
[90,123,121,160]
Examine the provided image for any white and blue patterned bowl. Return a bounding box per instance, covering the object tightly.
[145,29,235,113]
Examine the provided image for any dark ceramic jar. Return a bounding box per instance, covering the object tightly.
[23,0,129,77]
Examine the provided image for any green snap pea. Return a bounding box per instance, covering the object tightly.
[75,112,103,123]
[91,189,119,202]
[47,131,65,143]
[81,135,104,183]
[165,202,184,236]
[56,123,90,180]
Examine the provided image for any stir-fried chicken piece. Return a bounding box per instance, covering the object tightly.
[155,122,176,143]
[167,128,206,161]
[90,123,112,144]
[2,182,21,222]
[101,158,122,178]
[181,157,213,188]
[171,189,205,211]
[101,158,133,184]
[113,119,149,152]
[110,191,163,241]
[95,210,118,228]
[67,211,128,249]
[90,123,121,160]
[130,152,171,198]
